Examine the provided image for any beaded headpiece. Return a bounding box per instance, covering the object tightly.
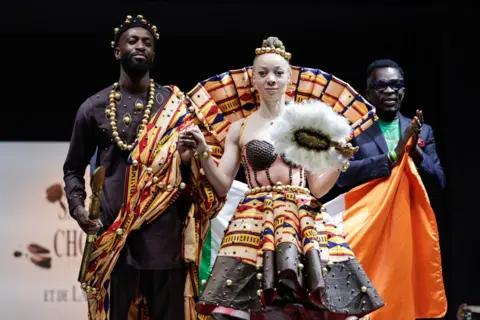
[110,14,160,49]
[255,38,292,61]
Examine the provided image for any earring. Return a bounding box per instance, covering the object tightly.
[251,87,255,93]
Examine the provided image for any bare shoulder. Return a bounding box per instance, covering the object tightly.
[226,120,244,142]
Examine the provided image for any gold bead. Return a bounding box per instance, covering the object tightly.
[201,279,207,286]
[276,181,282,186]
[112,132,119,137]
[110,41,115,48]
[135,102,143,110]
[153,177,159,183]
[226,279,233,287]
[127,145,133,151]
[114,27,119,33]
[298,263,304,270]
[105,110,111,117]
[113,82,119,88]
[261,186,266,192]
[257,289,262,297]
[152,25,157,31]
[142,119,148,124]
[361,286,367,293]
[109,102,116,109]
[127,15,132,19]
[327,261,333,268]
[110,121,116,127]
[256,273,263,280]
[109,93,114,100]
[81,283,87,289]
[200,168,205,176]
[266,186,272,192]
[114,92,121,100]
[180,182,186,189]
[265,47,271,53]
[147,167,153,174]
[132,160,138,166]
[123,115,131,125]
[91,288,97,295]
[145,109,151,115]
[114,137,121,143]
[322,267,328,275]
[158,183,164,189]
[86,286,91,293]
[256,265,261,270]
[167,185,173,192]
[188,106,195,113]
[137,14,144,18]
[155,34,160,40]
[117,141,124,148]
[141,19,147,24]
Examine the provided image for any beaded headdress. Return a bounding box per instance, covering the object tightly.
[110,14,160,49]
[255,37,292,61]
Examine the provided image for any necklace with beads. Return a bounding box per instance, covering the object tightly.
[105,79,156,151]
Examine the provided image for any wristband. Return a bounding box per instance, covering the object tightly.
[198,147,211,160]
[389,150,398,164]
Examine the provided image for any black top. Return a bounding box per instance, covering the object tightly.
[63,83,190,270]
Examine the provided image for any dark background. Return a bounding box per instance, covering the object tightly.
[0,0,476,318]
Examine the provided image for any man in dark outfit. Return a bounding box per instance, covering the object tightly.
[63,14,193,320]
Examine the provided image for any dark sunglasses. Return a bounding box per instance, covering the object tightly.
[369,79,405,92]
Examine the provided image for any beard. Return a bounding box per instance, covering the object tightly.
[120,52,154,77]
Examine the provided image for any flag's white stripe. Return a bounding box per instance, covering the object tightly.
[209,180,248,266]
[323,193,346,233]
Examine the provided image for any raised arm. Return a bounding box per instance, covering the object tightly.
[179,121,243,197]
[307,169,342,199]
[309,143,358,199]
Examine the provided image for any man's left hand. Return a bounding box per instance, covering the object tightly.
[410,110,424,167]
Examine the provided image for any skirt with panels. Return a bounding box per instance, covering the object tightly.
[196,185,384,320]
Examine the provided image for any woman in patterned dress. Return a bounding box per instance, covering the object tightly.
[179,37,385,320]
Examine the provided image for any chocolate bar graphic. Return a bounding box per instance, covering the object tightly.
[30,255,52,269]
[27,243,52,269]
[27,244,50,254]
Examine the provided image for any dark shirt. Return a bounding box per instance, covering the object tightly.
[63,83,190,270]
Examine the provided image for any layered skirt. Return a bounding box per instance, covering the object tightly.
[196,185,384,320]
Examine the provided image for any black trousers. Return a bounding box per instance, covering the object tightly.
[109,253,185,320]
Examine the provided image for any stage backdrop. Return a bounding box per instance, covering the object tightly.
[0,142,89,320]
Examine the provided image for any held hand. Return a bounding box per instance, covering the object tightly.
[72,205,102,234]
[178,131,197,165]
[185,125,209,153]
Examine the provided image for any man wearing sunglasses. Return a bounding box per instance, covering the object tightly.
[336,59,446,194]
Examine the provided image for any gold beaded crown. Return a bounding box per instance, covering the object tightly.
[255,37,292,61]
[110,14,160,49]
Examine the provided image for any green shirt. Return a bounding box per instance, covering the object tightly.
[377,118,400,152]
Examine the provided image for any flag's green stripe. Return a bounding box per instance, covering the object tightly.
[199,223,212,293]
